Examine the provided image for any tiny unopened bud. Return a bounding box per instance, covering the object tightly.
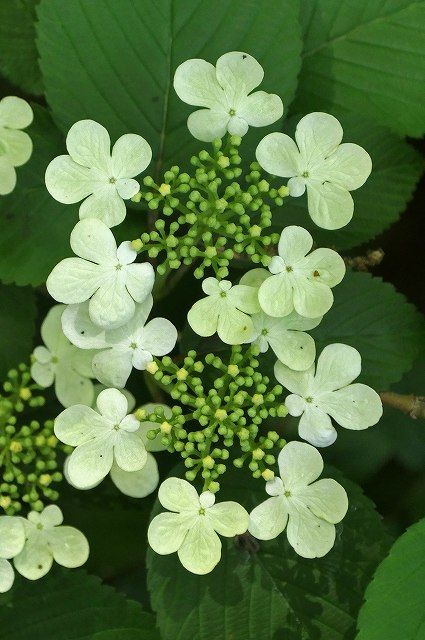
[131,238,143,251]
[19,388,31,401]
[160,421,172,434]
[146,361,159,374]
[9,441,22,453]
[262,469,275,481]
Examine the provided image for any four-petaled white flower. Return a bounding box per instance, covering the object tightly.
[12,505,89,580]
[248,441,348,558]
[174,51,283,142]
[31,305,95,408]
[109,403,171,498]
[45,119,152,227]
[61,296,177,388]
[46,218,154,330]
[0,516,25,593]
[274,343,383,447]
[256,112,372,230]
[258,225,345,318]
[54,388,147,489]
[148,477,249,574]
[188,277,260,345]
[248,310,321,371]
[0,96,33,195]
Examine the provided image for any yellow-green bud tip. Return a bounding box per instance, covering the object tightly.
[249,225,261,238]
[39,474,52,487]
[131,238,143,251]
[159,183,171,197]
[208,481,220,493]
[262,469,275,482]
[217,156,230,169]
[176,368,189,381]
[0,495,11,509]
[131,192,142,203]
[252,448,265,461]
[160,421,172,434]
[9,440,23,453]
[134,408,147,420]
[227,364,239,377]
[203,455,215,469]
[205,246,217,258]
[146,361,159,374]
[278,185,290,197]
[252,393,264,406]
[19,388,31,401]
[214,408,227,421]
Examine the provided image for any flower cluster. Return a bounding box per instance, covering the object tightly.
[0,50,382,585]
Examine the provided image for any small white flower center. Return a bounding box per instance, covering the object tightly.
[130,342,138,350]
[284,490,291,497]
[115,263,122,271]
[113,423,120,431]
[198,507,206,516]
[302,171,309,178]
[261,328,269,336]
[109,177,117,184]
[286,265,293,273]
[228,108,236,116]
[220,291,227,298]
[306,396,313,403]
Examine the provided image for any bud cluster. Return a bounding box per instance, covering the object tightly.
[141,345,287,491]
[0,364,64,515]
[131,137,287,281]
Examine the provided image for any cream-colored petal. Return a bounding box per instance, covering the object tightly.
[0,128,32,166]
[148,512,192,555]
[54,404,107,446]
[238,91,283,127]
[248,495,288,540]
[173,59,225,108]
[0,96,33,128]
[216,51,263,103]
[158,477,199,513]
[274,360,314,396]
[0,558,15,593]
[298,479,348,524]
[0,516,26,558]
[314,344,361,393]
[177,519,222,575]
[306,180,354,230]
[278,441,323,491]
[256,132,301,177]
[258,273,294,318]
[47,526,89,568]
[286,500,336,558]
[278,225,313,265]
[114,431,147,472]
[92,348,133,388]
[112,133,152,178]
[13,532,53,580]
[46,257,104,304]
[295,112,343,165]
[66,119,111,172]
[67,434,114,488]
[319,383,383,430]
[321,143,372,190]
[187,109,229,142]
[110,453,159,498]
[206,501,249,537]
[45,155,95,204]
[0,156,16,195]
[297,406,337,447]
[125,262,155,303]
[78,187,127,228]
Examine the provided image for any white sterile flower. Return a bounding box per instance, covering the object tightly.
[54,388,147,489]
[61,296,177,388]
[148,477,249,574]
[256,112,372,230]
[187,277,260,345]
[45,119,152,227]
[248,441,348,558]
[31,305,95,408]
[47,218,154,330]
[109,403,171,498]
[174,51,283,142]
[12,505,89,581]
[248,310,321,371]
[274,343,383,447]
[0,516,26,593]
[258,225,345,318]
[0,96,33,195]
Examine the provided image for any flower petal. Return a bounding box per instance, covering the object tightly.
[54,404,107,446]
[0,156,16,195]
[13,532,53,580]
[216,52,263,103]
[113,431,147,472]
[227,116,249,137]
[40,505,63,528]
[0,96,33,128]
[54,362,94,408]
[270,328,316,371]
[258,273,294,317]
[297,406,337,447]
[71,218,118,264]
[125,262,155,303]
[319,383,383,430]
[0,516,26,558]
[278,225,313,265]
[67,434,114,488]
[92,349,133,388]
[256,132,300,177]
[314,344,362,393]
[0,558,14,593]
[178,519,221,575]
[238,91,283,127]
[274,360,314,396]
[306,180,354,230]
[89,279,136,330]
[112,133,152,178]
[61,302,107,349]
[148,512,192,555]
[78,186,127,228]
[206,501,249,537]
[322,143,372,190]
[248,495,288,540]
[137,318,178,357]
[47,526,89,568]
[278,441,323,491]
[0,128,32,166]
[187,109,229,142]
[228,284,261,314]
[286,501,336,558]
[116,178,140,199]
[299,479,348,524]
[217,304,255,345]
[187,296,220,337]
[66,120,111,172]
[295,112,343,164]
[300,247,346,288]
[31,361,55,388]
[287,176,306,197]
[110,453,159,498]
[292,276,334,318]
[46,257,104,304]
[45,155,95,204]
[158,477,199,513]
[96,387,128,422]
[173,59,224,108]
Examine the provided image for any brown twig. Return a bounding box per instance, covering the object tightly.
[380,391,425,420]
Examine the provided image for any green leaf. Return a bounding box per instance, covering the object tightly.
[0,0,43,95]
[36,0,302,176]
[293,0,425,137]
[0,105,79,286]
[277,112,424,250]
[0,284,36,377]
[311,271,425,389]
[0,568,160,640]
[356,517,425,640]
[147,465,391,640]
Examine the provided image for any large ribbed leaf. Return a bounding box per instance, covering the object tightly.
[356,517,425,640]
[36,0,302,177]
[293,0,425,137]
